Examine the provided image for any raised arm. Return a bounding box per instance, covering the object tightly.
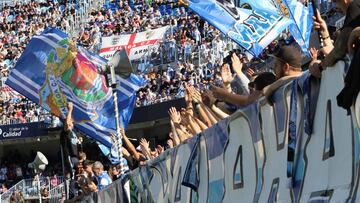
[120,128,140,161]
[64,102,74,131]
[211,85,261,107]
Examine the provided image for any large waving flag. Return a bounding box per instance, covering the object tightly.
[273,0,314,55]
[186,0,292,56]
[6,28,145,148]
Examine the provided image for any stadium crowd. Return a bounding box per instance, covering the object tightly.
[1,0,360,201]
[0,149,64,199]
[0,0,75,125]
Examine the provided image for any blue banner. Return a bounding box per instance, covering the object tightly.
[0,122,49,141]
[187,0,292,56]
[274,0,314,55]
[6,28,145,148]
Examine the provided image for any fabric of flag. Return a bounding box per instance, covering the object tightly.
[241,103,264,202]
[182,135,201,191]
[288,71,319,198]
[186,0,292,56]
[5,28,145,149]
[274,0,314,55]
[204,118,230,202]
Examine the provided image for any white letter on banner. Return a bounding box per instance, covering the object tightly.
[257,88,292,202]
[223,114,257,202]
[298,62,353,202]
[228,10,280,50]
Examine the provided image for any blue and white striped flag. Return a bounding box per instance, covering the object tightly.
[6,28,145,149]
[274,0,314,55]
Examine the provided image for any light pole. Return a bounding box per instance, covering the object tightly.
[37,174,42,203]
[99,49,134,174]
[28,152,48,203]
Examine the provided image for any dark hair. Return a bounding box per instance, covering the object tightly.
[249,72,277,90]
[273,45,302,68]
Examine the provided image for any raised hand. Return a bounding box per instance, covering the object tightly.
[184,85,192,104]
[309,59,322,78]
[310,47,318,61]
[210,85,228,99]
[156,145,164,154]
[180,108,191,125]
[167,139,174,148]
[313,10,329,37]
[168,107,181,124]
[246,68,255,77]
[67,102,73,111]
[189,86,202,103]
[202,90,216,107]
[139,138,150,150]
[221,64,234,84]
[231,53,243,74]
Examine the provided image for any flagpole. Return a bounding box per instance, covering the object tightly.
[311,0,323,48]
[108,64,126,175]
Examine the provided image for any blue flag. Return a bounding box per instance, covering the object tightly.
[6,28,145,148]
[187,0,292,56]
[273,0,314,55]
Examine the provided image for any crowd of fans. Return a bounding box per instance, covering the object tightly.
[1,0,360,201]
[0,90,57,125]
[0,149,64,198]
[0,0,77,125]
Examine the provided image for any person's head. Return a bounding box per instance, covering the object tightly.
[109,165,120,177]
[92,161,103,176]
[75,162,84,174]
[83,160,93,175]
[77,175,98,194]
[79,151,87,161]
[273,45,302,79]
[248,72,277,91]
[332,0,352,14]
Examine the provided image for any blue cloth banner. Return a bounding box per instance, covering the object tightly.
[187,0,292,56]
[274,0,314,55]
[6,28,145,148]
[182,135,201,191]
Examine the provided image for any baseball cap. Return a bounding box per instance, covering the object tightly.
[272,45,302,68]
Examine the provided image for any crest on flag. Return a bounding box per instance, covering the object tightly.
[39,39,111,119]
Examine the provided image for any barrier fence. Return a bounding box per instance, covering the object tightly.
[129,38,237,73]
[0,176,64,202]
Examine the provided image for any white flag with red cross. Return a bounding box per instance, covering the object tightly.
[100,26,169,60]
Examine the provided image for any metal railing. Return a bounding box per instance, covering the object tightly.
[0,0,15,8]
[67,0,106,38]
[0,176,64,202]
[48,180,68,203]
[0,179,25,202]
[129,40,235,73]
